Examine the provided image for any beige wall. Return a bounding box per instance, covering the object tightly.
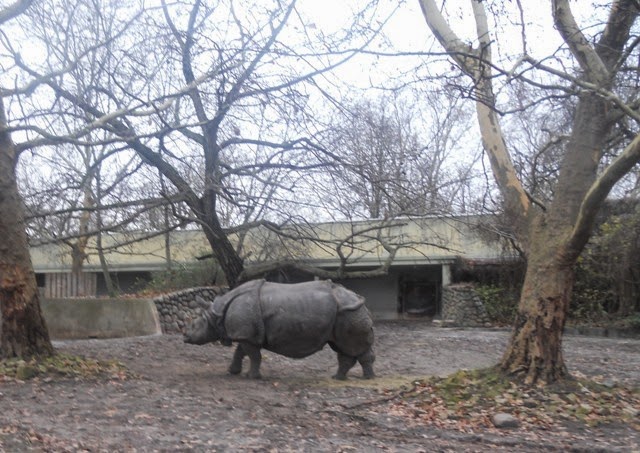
[31,216,509,274]
[41,298,161,340]
[242,216,508,268]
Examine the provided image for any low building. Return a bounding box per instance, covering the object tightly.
[30,230,210,298]
[30,216,514,319]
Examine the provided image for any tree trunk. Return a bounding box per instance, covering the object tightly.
[96,233,117,297]
[161,174,173,271]
[202,219,244,287]
[500,217,574,384]
[95,168,117,296]
[500,91,613,384]
[70,181,94,279]
[0,99,53,359]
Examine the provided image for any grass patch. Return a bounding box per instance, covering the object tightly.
[0,353,133,381]
[271,374,421,390]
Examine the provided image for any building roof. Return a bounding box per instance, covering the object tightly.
[30,216,510,273]
[30,230,210,273]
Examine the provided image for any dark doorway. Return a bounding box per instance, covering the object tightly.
[400,282,439,317]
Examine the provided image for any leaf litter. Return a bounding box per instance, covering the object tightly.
[373,367,639,440]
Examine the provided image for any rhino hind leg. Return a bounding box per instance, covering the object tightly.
[332,307,376,379]
[357,347,376,379]
[333,352,357,380]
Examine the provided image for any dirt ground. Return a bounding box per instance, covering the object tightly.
[1,321,638,452]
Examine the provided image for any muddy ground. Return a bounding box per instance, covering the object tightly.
[0,321,638,452]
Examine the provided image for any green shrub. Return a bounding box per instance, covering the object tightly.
[140,259,225,294]
[568,287,609,324]
[475,284,518,325]
[622,313,640,330]
[571,204,640,318]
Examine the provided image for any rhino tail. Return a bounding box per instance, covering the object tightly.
[331,283,365,312]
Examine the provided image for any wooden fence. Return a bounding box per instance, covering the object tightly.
[43,272,97,298]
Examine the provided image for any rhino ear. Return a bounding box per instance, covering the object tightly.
[195,295,211,310]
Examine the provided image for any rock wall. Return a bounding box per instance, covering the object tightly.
[153,287,225,334]
[155,283,492,333]
[441,283,491,327]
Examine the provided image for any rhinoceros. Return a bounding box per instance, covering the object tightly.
[184,279,375,380]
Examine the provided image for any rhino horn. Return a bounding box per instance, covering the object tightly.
[195,295,212,310]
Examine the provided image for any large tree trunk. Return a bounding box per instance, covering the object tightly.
[500,91,612,384]
[500,217,574,384]
[0,99,54,359]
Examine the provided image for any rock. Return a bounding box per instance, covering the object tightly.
[491,412,519,429]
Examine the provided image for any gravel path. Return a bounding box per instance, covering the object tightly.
[0,321,638,451]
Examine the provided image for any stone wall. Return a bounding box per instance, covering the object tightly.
[154,283,492,333]
[441,283,491,327]
[153,287,225,334]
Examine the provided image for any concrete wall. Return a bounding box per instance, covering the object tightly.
[41,298,161,340]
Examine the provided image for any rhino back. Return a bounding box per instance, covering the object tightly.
[258,281,338,358]
[212,279,264,317]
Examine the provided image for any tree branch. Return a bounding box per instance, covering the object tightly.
[552,0,610,85]
[0,0,34,26]
[566,131,640,260]
[419,0,530,233]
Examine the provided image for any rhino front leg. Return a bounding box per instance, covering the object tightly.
[229,344,245,375]
[333,352,357,380]
[239,343,262,379]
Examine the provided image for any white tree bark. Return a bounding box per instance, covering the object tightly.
[552,0,609,84]
[418,0,530,230]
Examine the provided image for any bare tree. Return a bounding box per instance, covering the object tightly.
[322,91,478,219]
[419,0,640,384]
[11,0,398,287]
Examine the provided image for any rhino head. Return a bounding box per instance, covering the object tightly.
[183,296,221,345]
